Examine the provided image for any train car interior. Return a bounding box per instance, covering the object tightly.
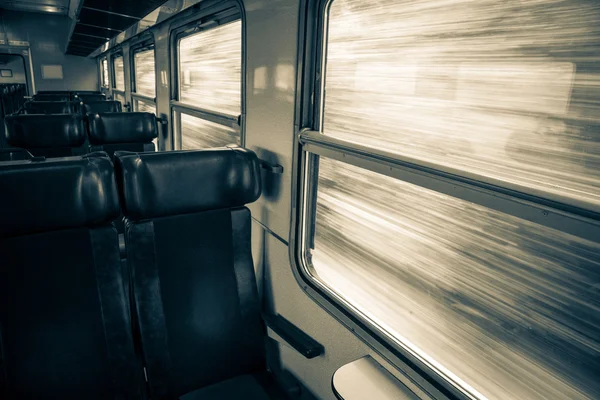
[0,0,599,399]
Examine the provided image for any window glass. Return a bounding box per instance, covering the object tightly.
[134,49,156,97]
[180,113,239,149]
[179,20,241,115]
[113,56,124,90]
[323,0,600,206]
[134,98,156,115]
[310,156,600,400]
[135,98,158,147]
[114,92,125,107]
[101,58,109,87]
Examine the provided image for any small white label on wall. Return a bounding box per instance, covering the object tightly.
[42,65,63,79]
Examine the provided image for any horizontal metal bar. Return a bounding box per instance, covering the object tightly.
[77,22,123,32]
[301,132,600,243]
[300,130,600,220]
[131,93,155,103]
[82,6,141,20]
[170,100,240,129]
[112,89,125,95]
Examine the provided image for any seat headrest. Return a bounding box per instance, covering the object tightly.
[23,101,81,114]
[0,152,120,237]
[84,100,122,114]
[114,147,262,221]
[87,112,157,145]
[33,94,71,102]
[5,114,87,149]
[76,94,106,102]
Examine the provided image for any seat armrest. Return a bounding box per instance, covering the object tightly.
[263,313,324,359]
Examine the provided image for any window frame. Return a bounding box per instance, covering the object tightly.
[290,1,600,400]
[168,0,245,150]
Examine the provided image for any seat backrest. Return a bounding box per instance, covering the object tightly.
[76,93,106,102]
[115,148,265,399]
[4,114,87,158]
[32,93,71,102]
[84,100,122,114]
[0,153,143,399]
[23,100,82,114]
[87,112,157,158]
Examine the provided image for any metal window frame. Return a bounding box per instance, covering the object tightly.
[289,0,600,400]
[168,0,245,149]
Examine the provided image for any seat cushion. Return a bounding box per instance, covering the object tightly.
[180,372,288,400]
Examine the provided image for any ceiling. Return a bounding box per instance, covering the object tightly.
[66,0,168,56]
[0,0,69,15]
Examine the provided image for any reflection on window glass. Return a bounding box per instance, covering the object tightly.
[134,49,156,97]
[102,59,109,87]
[311,157,600,400]
[179,20,241,115]
[113,56,124,90]
[180,113,239,149]
[324,0,600,206]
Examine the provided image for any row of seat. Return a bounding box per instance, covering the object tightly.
[0,148,292,399]
[33,90,105,102]
[4,112,157,159]
[22,100,122,115]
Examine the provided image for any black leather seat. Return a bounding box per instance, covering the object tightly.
[32,93,71,102]
[115,148,289,400]
[4,114,88,158]
[84,100,122,114]
[0,153,143,399]
[23,100,82,114]
[87,112,157,159]
[75,93,106,102]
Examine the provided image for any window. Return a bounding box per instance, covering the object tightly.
[101,58,109,88]
[297,1,600,400]
[132,46,157,147]
[134,98,158,148]
[173,17,242,149]
[113,55,124,91]
[114,92,125,107]
[133,48,156,97]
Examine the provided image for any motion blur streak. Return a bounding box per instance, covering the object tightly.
[178,20,241,148]
[134,49,156,98]
[180,113,240,149]
[313,160,600,400]
[323,0,600,206]
[114,56,124,91]
[311,0,600,399]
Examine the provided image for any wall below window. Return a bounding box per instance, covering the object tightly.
[0,56,27,84]
[0,10,98,92]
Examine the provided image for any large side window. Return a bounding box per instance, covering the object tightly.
[297,1,600,400]
[132,46,157,146]
[101,58,109,88]
[173,16,242,150]
[112,54,125,106]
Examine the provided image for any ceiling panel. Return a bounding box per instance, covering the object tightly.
[0,0,69,15]
[83,0,166,20]
[78,7,137,32]
[73,24,119,39]
[66,0,169,56]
